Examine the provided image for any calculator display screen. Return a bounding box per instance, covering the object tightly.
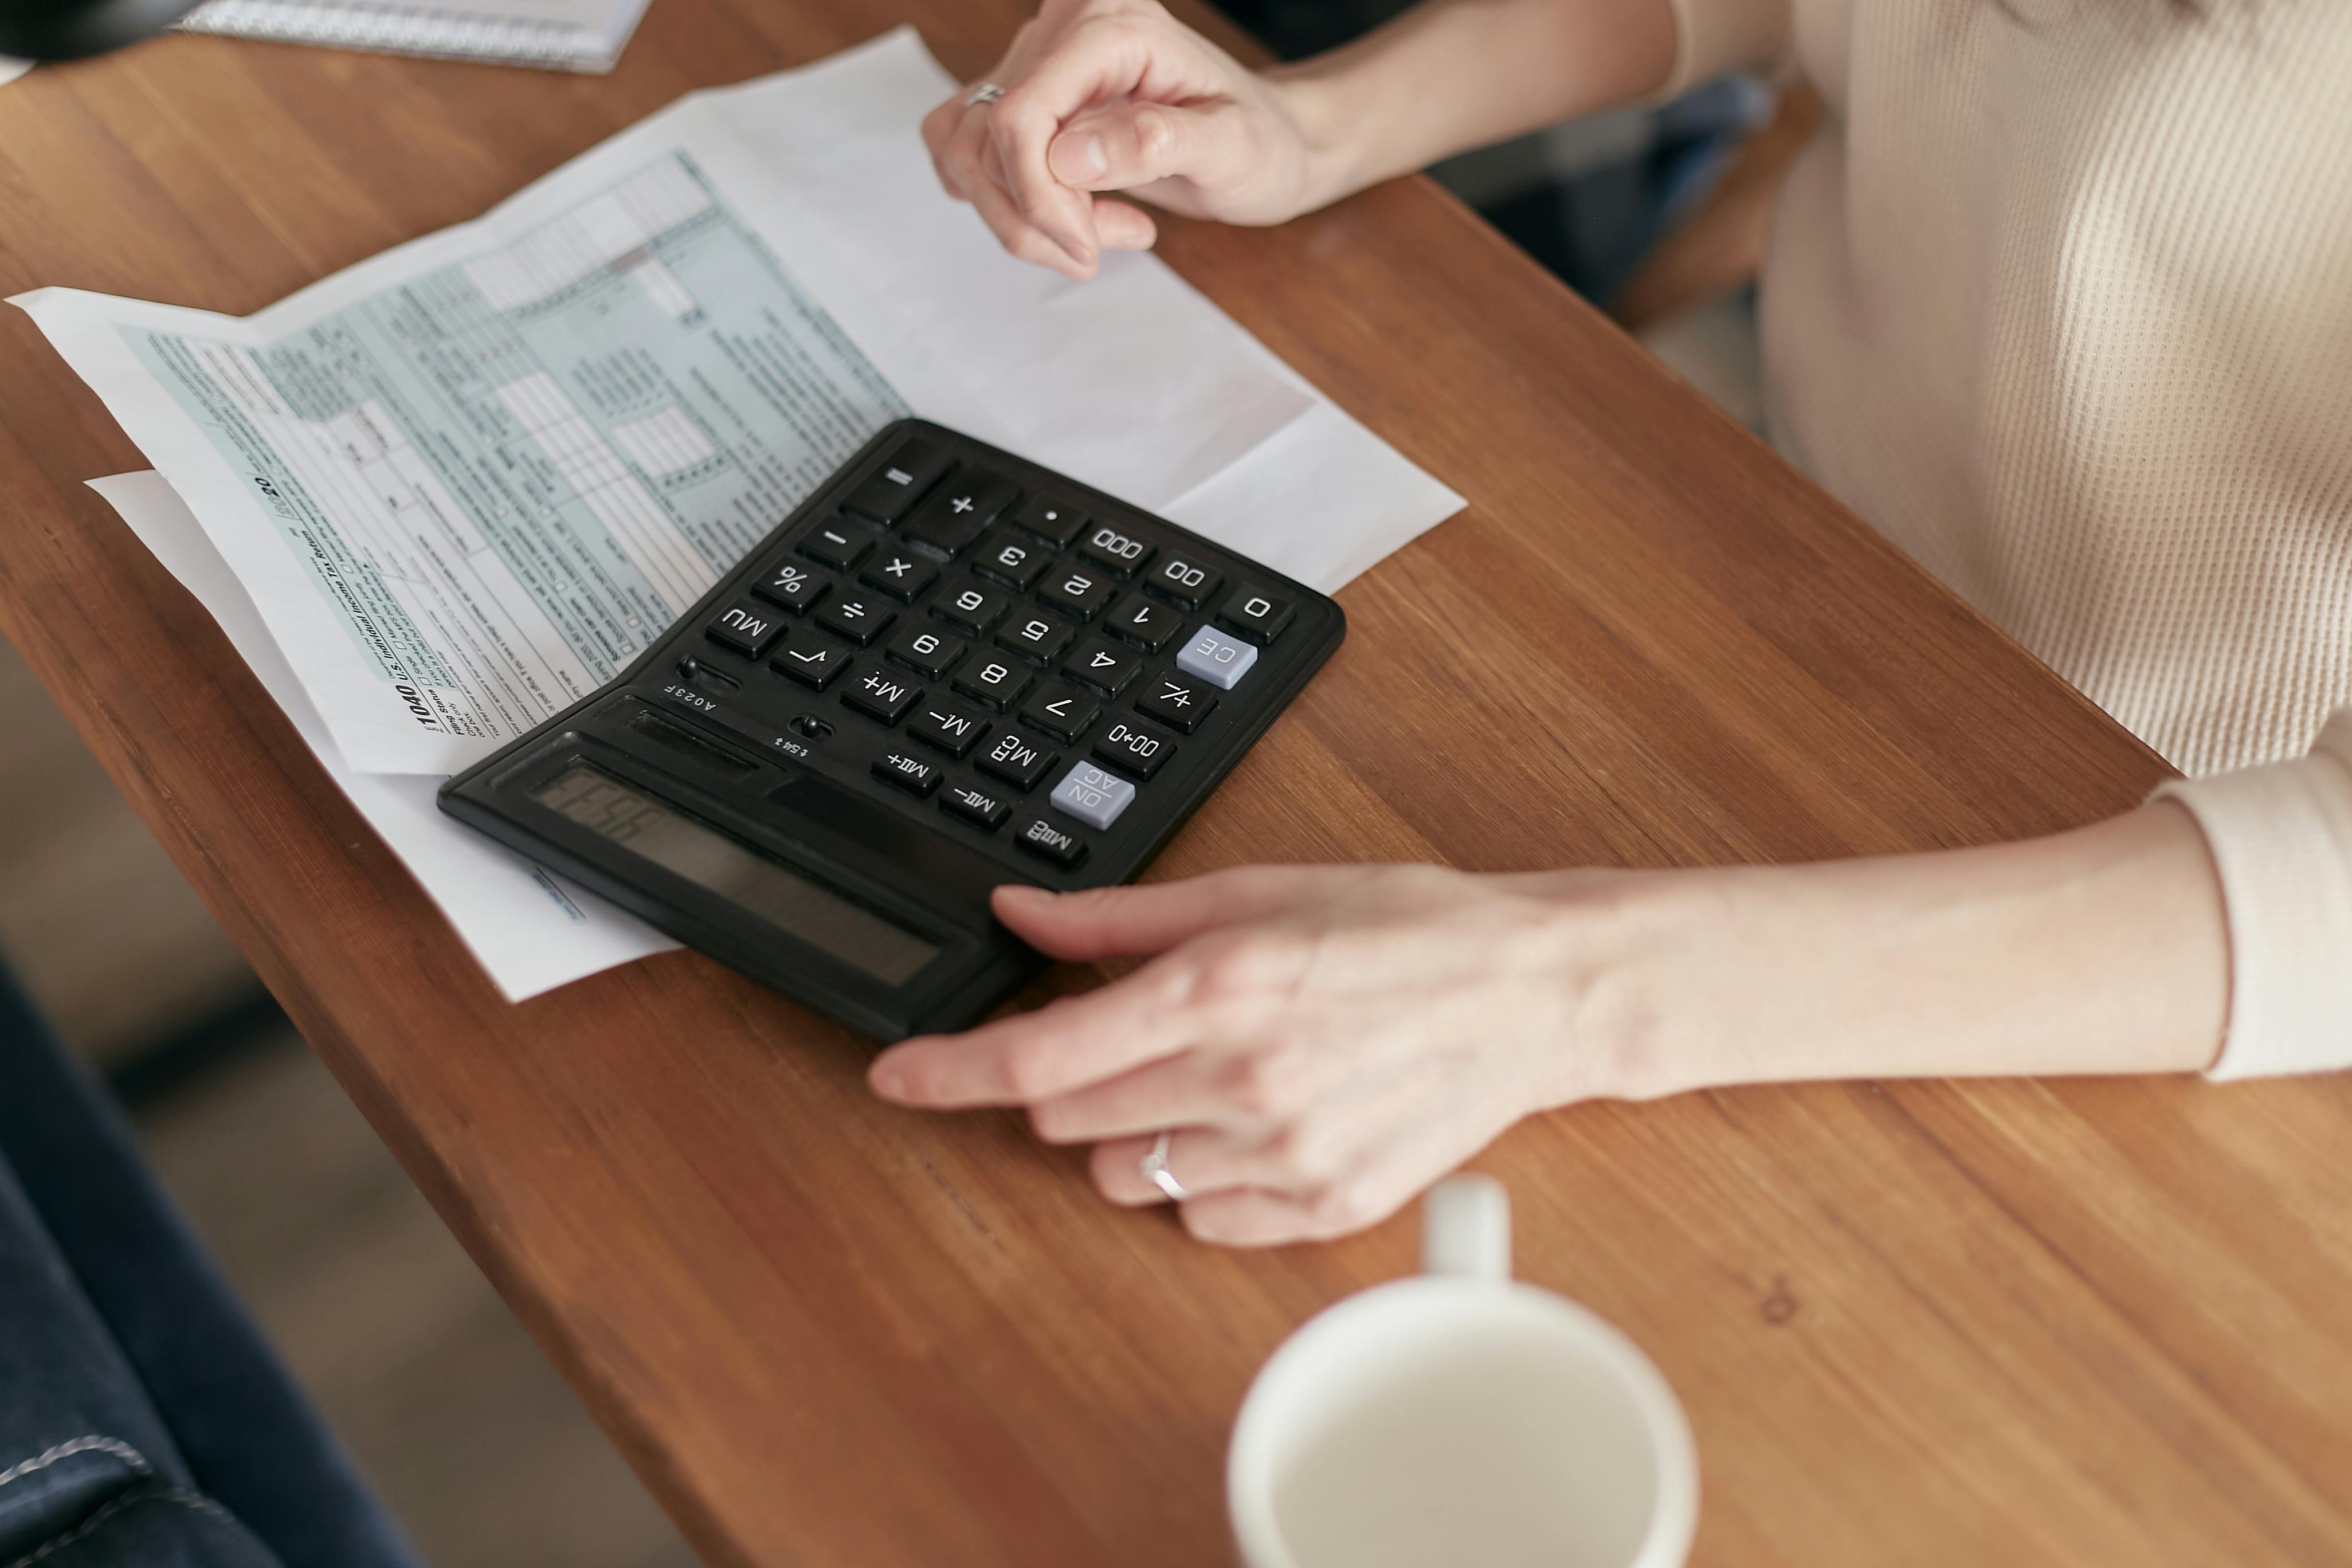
[531,763,939,986]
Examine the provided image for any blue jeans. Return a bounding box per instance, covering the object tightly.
[0,963,422,1568]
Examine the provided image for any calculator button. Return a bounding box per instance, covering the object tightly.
[1216,588,1295,644]
[1144,554,1224,610]
[797,520,872,571]
[1014,815,1088,869]
[1079,524,1155,578]
[1036,564,1117,622]
[883,623,967,679]
[814,591,895,646]
[842,667,923,725]
[905,470,1019,556]
[932,578,1010,636]
[872,749,942,797]
[748,557,830,615]
[773,639,851,689]
[906,701,991,759]
[1175,624,1260,689]
[860,550,939,603]
[1135,673,1218,732]
[1093,718,1175,780]
[1020,684,1100,743]
[1062,637,1142,697]
[977,730,1058,791]
[939,782,1013,832]
[1103,596,1180,652]
[952,656,1033,712]
[1049,761,1136,831]
[997,609,1075,665]
[842,437,951,525]
[1010,495,1087,546]
[970,531,1049,591]
[704,599,785,659]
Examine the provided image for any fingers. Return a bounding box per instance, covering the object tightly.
[1086,1127,1300,1206]
[1092,198,1158,251]
[928,94,1095,278]
[1046,100,1251,193]
[985,88,1102,272]
[869,950,1204,1107]
[991,866,1352,961]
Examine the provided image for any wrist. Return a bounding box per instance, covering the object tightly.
[1260,60,1377,211]
[1514,868,1714,1110]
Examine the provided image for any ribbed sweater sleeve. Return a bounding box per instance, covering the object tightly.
[2154,709,2352,1079]
[1657,0,1791,95]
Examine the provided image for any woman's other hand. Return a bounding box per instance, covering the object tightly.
[920,0,1346,280]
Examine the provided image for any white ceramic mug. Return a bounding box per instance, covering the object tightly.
[1227,1177,1698,1568]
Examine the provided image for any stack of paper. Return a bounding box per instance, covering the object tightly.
[21,30,1461,1002]
[178,0,652,72]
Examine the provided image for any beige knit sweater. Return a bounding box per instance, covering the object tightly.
[1661,0,2352,1076]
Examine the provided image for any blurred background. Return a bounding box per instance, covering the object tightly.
[0,4,1775,1562]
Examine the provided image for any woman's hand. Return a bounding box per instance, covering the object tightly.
[920,0,1346,281]
[868,807,2230,1248]
[869,865,1621,1246]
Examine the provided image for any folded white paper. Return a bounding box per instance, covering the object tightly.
[91,471,679,1001]
[20,29,1460,777]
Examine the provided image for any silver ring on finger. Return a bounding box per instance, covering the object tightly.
[1140,1130,1191,1202]
[964,81,1006,108]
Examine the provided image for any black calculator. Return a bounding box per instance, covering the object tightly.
[439,420,1344,1040]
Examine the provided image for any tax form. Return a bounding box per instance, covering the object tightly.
[26,29,1463,998]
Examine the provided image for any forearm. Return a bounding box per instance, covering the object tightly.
[1269,0,1681,205]
[1558,802,2231,1102]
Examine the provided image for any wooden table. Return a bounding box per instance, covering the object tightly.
[3,5,2349,1565]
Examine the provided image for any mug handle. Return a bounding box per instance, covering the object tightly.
[1421,1174,1511,1284]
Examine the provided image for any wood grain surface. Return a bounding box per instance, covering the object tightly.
[3,4,2347,1565]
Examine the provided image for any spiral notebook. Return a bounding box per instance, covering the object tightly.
[177,0,651,71]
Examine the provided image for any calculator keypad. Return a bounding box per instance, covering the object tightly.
[1094,719,1175,781]
[952,656,1032,711]
[884,624,966,680]
[1145,554,1223,610]
[1049,762,1136,830]
[977,731,1057,791]
[860,549,938,602]
[997,609,1075,665]
[841,436,950,525]
[750,558,828,614]
[798,521,871,571]
[671,431,1327,885]
[816,591,896,646]
[907,701,991,759]
[844,668,922,725]
[907,471,1018,555]
[1063,637,1141,697]
[1035,563,1116,622]
[706,599,785,659]
[1104,596,1179,652]
[1020,684,1099,744]
[1136,673,1217,732]
[1175,624,1259,690]
[774,640,850,688]
[1216,587,1295,644]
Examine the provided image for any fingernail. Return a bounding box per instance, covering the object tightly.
[995,884,1057,911]
[869,1058,908,1099]
[1055,134,1106,182]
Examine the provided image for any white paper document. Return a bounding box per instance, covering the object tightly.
[91,471,679,1001]
[31,29,1462,1000]
[179,0,653,73]
[19,29,1457,777]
